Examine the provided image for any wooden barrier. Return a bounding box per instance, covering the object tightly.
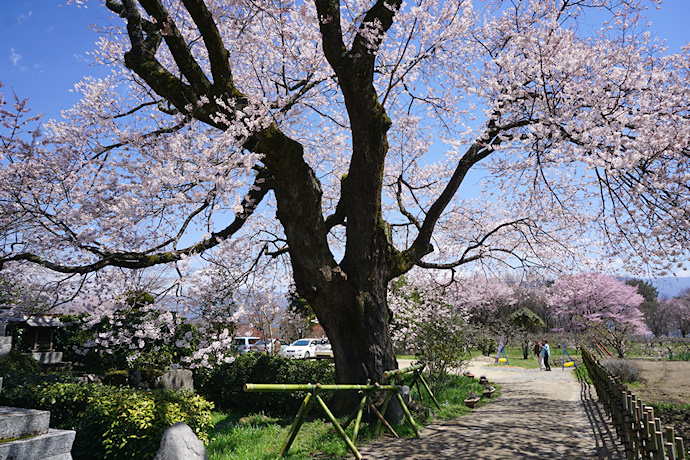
[244,381,419,459]
[581,347,687,460]
[383,363,441,410]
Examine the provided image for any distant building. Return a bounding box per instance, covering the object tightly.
[0,313,65,364]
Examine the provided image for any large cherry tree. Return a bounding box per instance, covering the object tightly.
[547,272,647,357]
[1,0,690,388]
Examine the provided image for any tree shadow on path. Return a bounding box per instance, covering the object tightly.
[356,368,625,459]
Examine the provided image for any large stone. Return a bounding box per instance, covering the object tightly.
[157,369,194,391]
[0,337,11,358]
[153,422,207,460]
[0,428,75,460]
[0,407,50,441]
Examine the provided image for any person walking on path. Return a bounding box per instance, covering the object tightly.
[356,357,625,459]
[534,340,545,370]
[542,339,551,371]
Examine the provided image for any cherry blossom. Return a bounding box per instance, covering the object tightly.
[547,272,647,357]
[1,0,688,385]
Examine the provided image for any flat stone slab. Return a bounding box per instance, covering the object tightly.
[0,428,75,460]
[0,407,49,441]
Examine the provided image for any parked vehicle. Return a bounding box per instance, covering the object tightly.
[279,338,322,359]
[233,336,261,354]
[251,338,286,354]
[314,338,333,359]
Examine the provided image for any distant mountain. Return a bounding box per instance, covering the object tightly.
[651,277,690,299]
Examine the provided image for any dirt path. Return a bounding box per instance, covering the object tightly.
[356,357,625,459]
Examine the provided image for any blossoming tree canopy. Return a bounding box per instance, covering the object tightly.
[547,272,647,357]
[1,0,690,386]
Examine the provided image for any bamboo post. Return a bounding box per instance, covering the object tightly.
[637,399,647,459]
[367,400,399,438]
[278,387,319,458]
[245,382,402,458]
[416,370,441,410]
[408,370,424,404]
[315,394,362,460]
[397,392,421,438]
[383,364,425,379]
[375,390,394,437]
[383,363,440,410]
[414,377,423,403]
[245,383,399,392]
[343,381,370,431]
[352,389,373,442]
[630,393,640,458]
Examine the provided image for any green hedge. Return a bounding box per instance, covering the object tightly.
[195,353,335,416]
[0,382,213,460]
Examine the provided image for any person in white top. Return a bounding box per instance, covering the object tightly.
[542,339,551,371]
[534,340,545,370]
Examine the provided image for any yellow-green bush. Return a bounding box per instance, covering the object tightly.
[0,382,213,460]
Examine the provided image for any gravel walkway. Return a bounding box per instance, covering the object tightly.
[356,357,626,459]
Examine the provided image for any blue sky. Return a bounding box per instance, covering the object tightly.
[0,1,113,119]
[1,1,688,121]
[1,1,689,296]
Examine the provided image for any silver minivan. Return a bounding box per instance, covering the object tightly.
[233,336,261,354]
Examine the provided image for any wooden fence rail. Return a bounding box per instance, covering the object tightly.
[582,347,686,460]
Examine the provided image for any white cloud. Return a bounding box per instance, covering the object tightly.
[73,54,89,64]
[9,48,22,66]
[17,12,33,25]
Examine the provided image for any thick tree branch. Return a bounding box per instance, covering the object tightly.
[390,118,533,277]
[0,167,274,274]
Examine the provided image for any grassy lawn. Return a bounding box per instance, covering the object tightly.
[467,345,582,371]
[206,374,495,459]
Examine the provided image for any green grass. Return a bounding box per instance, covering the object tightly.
[396,355,416,360]
[206,374,495,459]
[207,412,360,459]
[471,345,582,371]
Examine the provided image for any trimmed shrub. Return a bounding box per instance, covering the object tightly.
[102,369,129,386]
[195,353,335,416]
[602,358,640,383]
[477,338,497,356]
[0,348,42,389]
[0,349,73,390]
[0,382,213,460]
[668,351,690,361]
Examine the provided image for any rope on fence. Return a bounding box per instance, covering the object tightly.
[581,347,686,460]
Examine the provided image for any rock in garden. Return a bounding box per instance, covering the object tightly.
[385,385,411,425]
[157,369,194,391]
[153,422,207,460]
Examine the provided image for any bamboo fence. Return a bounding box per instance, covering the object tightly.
[244,381,419,459]
[383,362,441,410]
[582,347,687,460]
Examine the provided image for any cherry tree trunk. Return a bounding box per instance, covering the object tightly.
[296,270,398,412]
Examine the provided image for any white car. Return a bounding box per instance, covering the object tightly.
[315,339,333,359]
[280,338,322,359]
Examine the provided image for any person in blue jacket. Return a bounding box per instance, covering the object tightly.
[542,339,551,371]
